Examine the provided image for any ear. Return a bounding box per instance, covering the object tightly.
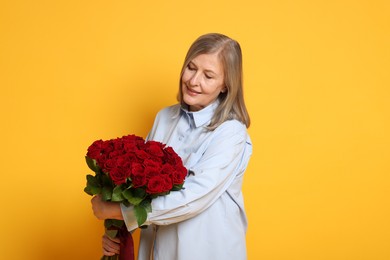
[221,87,227,93]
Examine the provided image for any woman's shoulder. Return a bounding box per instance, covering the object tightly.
[155,103,181,119]
[218,119,247,133]
[211,120,252,152]
[214,119,249,141]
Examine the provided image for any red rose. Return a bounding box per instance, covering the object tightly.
[131,172,147,188]
[108,150,123,159]
[145,141,165,157]
[130,162,145,188]
[115,156,127,167]
[121,161,132,176]
[102,158,117,173]
[101,140,115,154]
[135,137,146,148]
[146,175,172,194]
[132,173,147,188]
[145,156,163,165]
[144,158,161,168]
[123,141,137,153]
[161,164,174,175]
[163,146,182,165]
[97,154,108,168]
[170,167,187,185]
[177,164,187,176]
[109,167,128,185]
[144,165,160,179]
[122,152,138,164]
[123,135,141,153]
[131,162,144,175]
[135,149,150,160]
[87,139,104,160]
[122,134,144,143]
[112,138,124,151]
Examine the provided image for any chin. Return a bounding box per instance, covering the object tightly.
[183,95,193,105]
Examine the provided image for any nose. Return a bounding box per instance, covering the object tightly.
[189,71,201,86]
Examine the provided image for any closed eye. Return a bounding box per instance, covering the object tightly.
[187,63,196,71]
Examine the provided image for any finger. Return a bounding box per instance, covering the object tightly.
[103,235,120,248]
[102,248,115,256]
[103,244,120,255]
[91,195,101,203]
[91,195,97,203]
[103,243,120,255]
[103,248,116,256]
[103,234,120,243]
[107,235,120,243]
[102,235,120,254]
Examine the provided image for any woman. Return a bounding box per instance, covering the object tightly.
[92,33,252,260]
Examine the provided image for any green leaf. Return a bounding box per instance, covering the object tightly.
[171,183,184,191]
[132,199,152,227]
[101,186,112,201]
[85,156,100,173]
[134,204,148,227]
[86,174,100,186]
[122,200,131,207]
[84,174,102,195]
[104,219,113,228]
[84,185,101,196]
[132,187,147,198]
[141,199,152,213]
[111,185,124,202]
[101,173,112,186]
[105,218,124,229]
[122,188,145,206]
[105,229,118,239]
[110,219,124,228]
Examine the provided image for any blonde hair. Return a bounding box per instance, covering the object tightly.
[177,33,250,130]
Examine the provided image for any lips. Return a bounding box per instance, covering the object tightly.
[186,86,201,96]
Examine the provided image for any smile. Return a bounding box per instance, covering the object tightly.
[186,86,201,96]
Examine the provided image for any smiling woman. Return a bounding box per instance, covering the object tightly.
[181,52,226,112]
[178,33,250,130]
[91,33,253,260]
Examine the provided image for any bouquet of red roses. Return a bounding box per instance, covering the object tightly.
[84,134,187,260]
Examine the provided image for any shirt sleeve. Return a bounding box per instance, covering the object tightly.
[120,204,138,231]
[121,120,252,231]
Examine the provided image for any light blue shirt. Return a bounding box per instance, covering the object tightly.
[121,101,252,260]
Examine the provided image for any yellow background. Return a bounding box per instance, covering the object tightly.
[1,0,389,259]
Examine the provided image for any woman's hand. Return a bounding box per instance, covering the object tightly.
[102,234,120,256]
[91,195,123,220]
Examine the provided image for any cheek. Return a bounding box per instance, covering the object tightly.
[205,82,224,96]
[181,70,191,83]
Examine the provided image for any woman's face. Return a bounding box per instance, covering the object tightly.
[181,52,226,112]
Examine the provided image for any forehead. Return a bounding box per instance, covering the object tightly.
[191,53,223,73]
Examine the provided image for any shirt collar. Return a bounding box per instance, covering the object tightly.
[180,100,220,128]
